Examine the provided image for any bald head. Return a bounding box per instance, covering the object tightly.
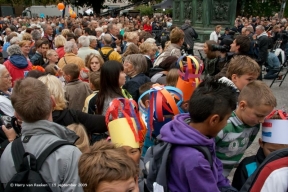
[102,34,113,45]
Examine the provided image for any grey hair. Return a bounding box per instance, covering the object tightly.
[102,34,112,45]
[64,41,77,53]
[74,28,82,36]
[10,37,20,45]
[78,36,90,47]
[256,25,265,31]
[124,54,147,74]
[185,19,191,25]
[88,35,97,43]
[0,65,7,76]
[31,30,41,41]
[7,44,22,56]
[95,27,103,32]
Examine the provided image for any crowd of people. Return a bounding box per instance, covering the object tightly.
[0,12,287,192]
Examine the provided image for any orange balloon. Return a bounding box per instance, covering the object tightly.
[71,12,77,18]
[57,3,65,11]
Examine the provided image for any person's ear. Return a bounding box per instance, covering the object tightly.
[50,95,56,109]
[231,74,238,83]
[182,102,189,112]
[144,100,149,108]
[238,100,247,111]
[259,138,264,148]
[14,112,22,121]
[209,114,220,127]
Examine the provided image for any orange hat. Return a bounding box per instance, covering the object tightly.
[176,55,204,101]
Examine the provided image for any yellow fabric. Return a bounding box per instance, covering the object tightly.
[58,53,85,70]
[82,91,98,113]
[108,118,140,148]
[100,47,122,63]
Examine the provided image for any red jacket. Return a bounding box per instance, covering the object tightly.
[143,24,152,33]
[56,46,65,59]
[4,57,33,86]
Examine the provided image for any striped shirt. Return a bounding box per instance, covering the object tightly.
[215,111,260,177]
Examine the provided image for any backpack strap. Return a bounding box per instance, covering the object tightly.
[36,140,73,171]
[63,57,68,65]
[99,49,105,59]
[106,49,114,59]
[11,137,26,173]
[191,145,213,169]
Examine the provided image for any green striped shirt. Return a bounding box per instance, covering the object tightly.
[215,111,260,177]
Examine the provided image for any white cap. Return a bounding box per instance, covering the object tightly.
[262,119,288,144]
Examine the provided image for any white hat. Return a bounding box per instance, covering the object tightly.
[262,119,288,144]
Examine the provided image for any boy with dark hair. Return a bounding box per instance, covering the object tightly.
[78,140,139,192]
[30,39,49,67]
[63,64,92,111]
[160,78,238,191]
[83,71,100,114]
[216,81,277,177]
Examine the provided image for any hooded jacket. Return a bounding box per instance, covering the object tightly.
[160,114,230,192]
[3,55,32,85]
[0,120,83,192]
[181,24,198,49]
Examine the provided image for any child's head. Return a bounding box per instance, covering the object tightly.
[189,77,237,137]
[226,55,260,91]
[45,64,57,76]
[139,82,154,108]
[78,140,138,192]
[46,49,59,63]
[259,113,288,157]
[89,71,100,91]
[166,68,179,87]
[62,63,80,82]
[237,81,276,126]
[67,123,90,153]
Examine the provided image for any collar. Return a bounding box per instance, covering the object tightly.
[64,52,77,56]
[144,55,151,59]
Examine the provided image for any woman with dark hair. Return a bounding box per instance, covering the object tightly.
[95,60,126,116]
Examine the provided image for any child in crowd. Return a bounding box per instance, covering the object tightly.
[160,78,238,191]
[215,81,277,177]
[62,63,92,111]
[67,123,90,153]
[232,111,288,191]
[218,55,260,92]
[78,140,139,192]
[83,71,100,114]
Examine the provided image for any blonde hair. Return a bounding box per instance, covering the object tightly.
[19,40,32,47]
[46,49,57,58]
[55,35,67,48]
[85,53,104,71]
[166,68,179,86]
[22,33,32,41]
[67,123,90,153]
[78,140,138,192]
[61,29,70,37]
[125,32,138,42]
[239,80,277,108]
[139,42,157,54]
[38,74,67,110]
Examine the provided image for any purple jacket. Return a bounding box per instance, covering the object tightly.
[160,114,230,192]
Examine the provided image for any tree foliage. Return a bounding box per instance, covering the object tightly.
[237,0,282,17]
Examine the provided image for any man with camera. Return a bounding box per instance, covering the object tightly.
[212,35,251,79]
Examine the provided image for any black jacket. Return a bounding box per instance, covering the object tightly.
[256,34,270,64]
[52,108,107,135]
[123,73,151,102]
[232,147,265,191]
[181,24,198,49]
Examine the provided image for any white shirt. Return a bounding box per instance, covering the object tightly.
[210,31,220,43]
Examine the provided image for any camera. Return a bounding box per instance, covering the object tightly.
[211,44,231,53]
[0,116,22,135]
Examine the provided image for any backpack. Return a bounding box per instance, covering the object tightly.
[99,49,114,62]
[4,137,73,192]
[143,135,213,192]
[240,148,288,192]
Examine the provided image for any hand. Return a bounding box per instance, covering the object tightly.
[253,34,257,40]
[57,68,63,77]
[2,125,17,142]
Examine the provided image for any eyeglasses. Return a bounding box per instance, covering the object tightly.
[2,74,11,79]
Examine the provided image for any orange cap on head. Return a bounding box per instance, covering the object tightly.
[176,55,204,101]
